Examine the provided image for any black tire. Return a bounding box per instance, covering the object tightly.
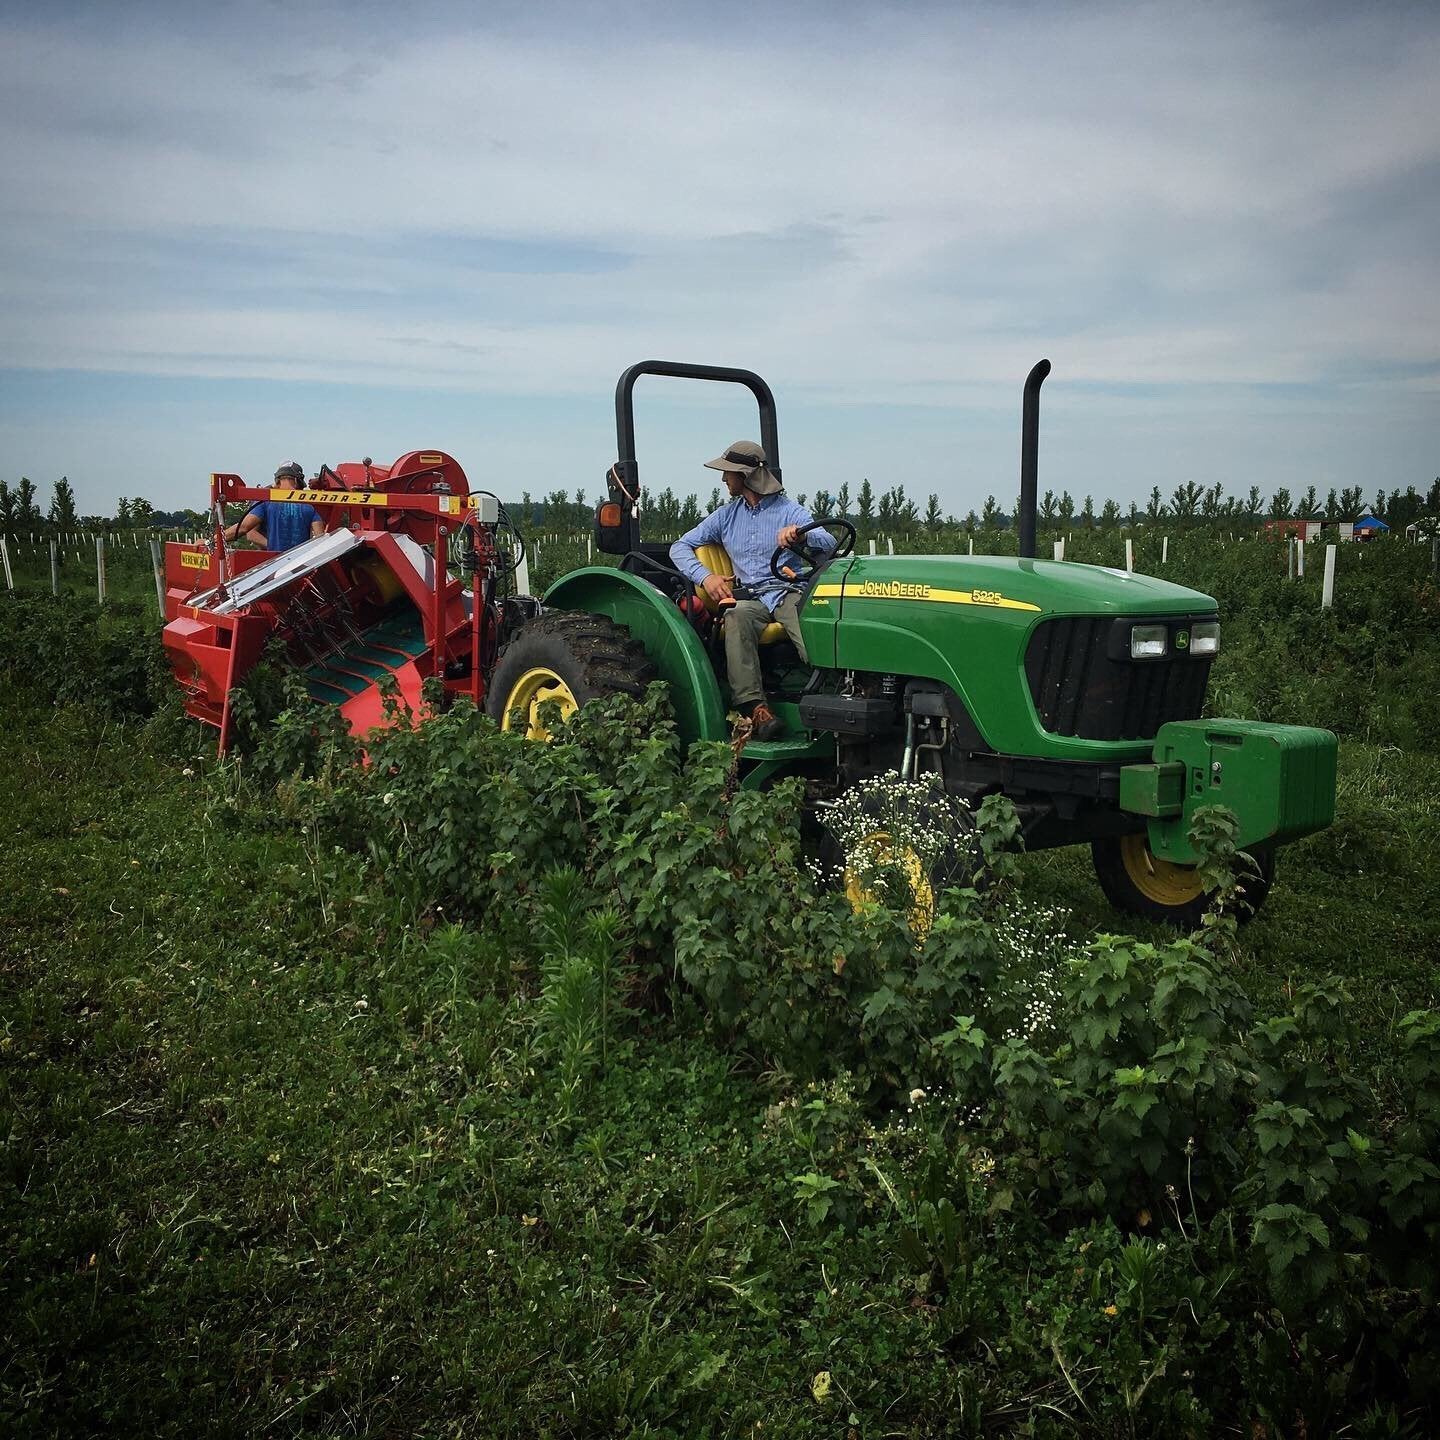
[1090,834,1275,929]
[485,610,657,736]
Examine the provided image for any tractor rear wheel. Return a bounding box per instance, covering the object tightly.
[1090,833,1274,929]
[486,611,656,738]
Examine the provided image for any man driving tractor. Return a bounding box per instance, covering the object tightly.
[670,440,835,740]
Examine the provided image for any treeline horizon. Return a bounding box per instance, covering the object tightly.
[4,471,1438,536]
[512,474,1440,535]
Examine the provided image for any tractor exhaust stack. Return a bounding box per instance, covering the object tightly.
[1018,358,1051,560]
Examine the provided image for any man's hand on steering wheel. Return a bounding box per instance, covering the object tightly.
[768,518,858,584]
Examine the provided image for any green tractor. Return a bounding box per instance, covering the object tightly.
[486,360,1337,927]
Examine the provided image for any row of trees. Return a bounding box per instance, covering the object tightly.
[968,479,1440,534]
[0,477,75,530]
[7,472,1440,536]
[523,476,1440,535]
[0,478,201,532]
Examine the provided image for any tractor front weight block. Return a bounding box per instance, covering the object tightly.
[1120,719,1338,864]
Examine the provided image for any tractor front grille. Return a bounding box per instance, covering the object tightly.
[1024,616,1212,742]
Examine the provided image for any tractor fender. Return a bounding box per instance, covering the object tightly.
[542,566,728,745]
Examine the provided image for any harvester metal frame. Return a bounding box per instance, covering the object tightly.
[163,453,506,752]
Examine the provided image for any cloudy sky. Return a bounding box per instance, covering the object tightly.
[1,0,1436,517]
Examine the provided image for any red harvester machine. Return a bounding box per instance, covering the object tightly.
[161,453,515,752]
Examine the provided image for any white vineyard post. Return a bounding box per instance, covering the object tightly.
[1321,544,1336,610]
[1124,537,1134,572]
[0,535,13,591]
[968,537,974,555]
[1053,538,1065,560]
[868,539,876,555]
[515,547,532,596]
[96,535,107,604]
[149,538,166,619]
[1287,538,1295,581]
[1162,535,1169,564]
[51,539,59,595]
[886,537,894,555]
[1296,538,1305,578]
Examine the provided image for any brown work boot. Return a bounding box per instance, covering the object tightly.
[749,701,783,741]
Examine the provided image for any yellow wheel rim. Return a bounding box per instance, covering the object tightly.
[843,829,937,936]
[501,667,579,741]
[1119,833,1205,907]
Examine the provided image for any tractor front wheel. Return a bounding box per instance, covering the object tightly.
[1090,833,1274,929]
[830,784,980,937]
[486,611,656,738]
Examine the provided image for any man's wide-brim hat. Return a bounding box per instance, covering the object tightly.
[704,439,781,497]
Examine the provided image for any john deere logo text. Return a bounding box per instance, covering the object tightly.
[859,580,932,599]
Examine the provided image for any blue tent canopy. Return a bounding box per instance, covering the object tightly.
[1354,514,1390,532]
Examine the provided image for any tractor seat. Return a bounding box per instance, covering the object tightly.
[694,543,784,644]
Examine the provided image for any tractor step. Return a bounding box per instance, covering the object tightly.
[741,733,834,761]
[737,699,835,762]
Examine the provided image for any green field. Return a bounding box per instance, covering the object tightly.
[3,537,1439,1436]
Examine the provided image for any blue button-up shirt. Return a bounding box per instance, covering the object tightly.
[670,492,836,613]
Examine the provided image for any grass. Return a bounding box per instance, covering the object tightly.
[5,690,1438,1435]
[4,535,1439,1433]
[1021,741,1440,1033]
[0,698,1020,1436]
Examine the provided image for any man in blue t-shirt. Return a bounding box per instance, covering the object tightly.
[224,461,325,552]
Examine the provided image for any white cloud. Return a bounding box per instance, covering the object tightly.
[0,1,1437,507]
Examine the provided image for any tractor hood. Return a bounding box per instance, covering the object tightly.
[829,553,1216,617]
[803,552,1219,761]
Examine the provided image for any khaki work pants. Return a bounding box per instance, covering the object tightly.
[724,593,807,709]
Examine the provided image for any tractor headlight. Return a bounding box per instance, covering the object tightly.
[1130,624,1168,659]
[1190,621,1220,656]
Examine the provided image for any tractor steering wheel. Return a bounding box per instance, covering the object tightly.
[769,518,857,585]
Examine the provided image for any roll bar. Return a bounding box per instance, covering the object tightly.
[614,359,780,481]
[598,361,781,553]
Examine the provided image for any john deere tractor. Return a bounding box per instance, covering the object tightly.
[484,359,1335,927]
